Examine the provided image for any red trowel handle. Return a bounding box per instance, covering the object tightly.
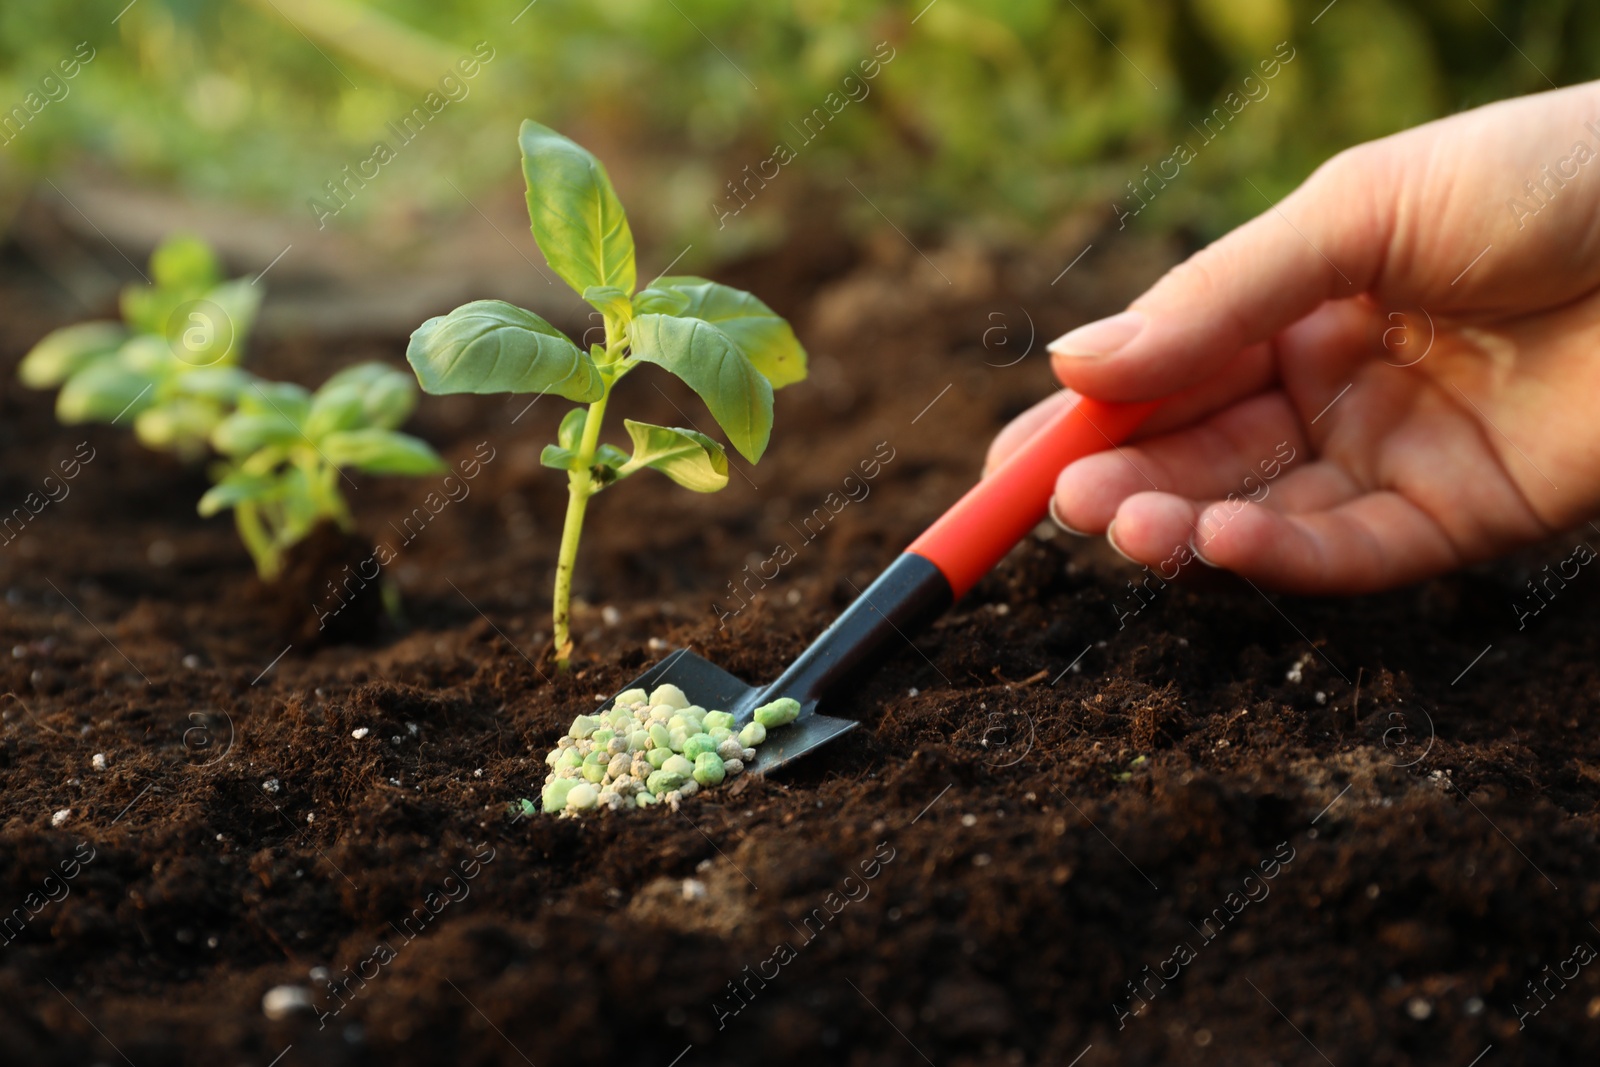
[907,394,1159,599]
[760,393,1158,719]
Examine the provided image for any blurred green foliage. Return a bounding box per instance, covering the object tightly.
[1,0,1596,253]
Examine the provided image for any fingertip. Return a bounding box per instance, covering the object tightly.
[1047,495,1089,537]
[1048,312,1150,400]
[1188,535,1221,568]
[1052,451,1145,535]
[1105,491,1202,568]
[1194,498,1249,546]
[1051,348,1128,400]
[1046,310,1146,360]
[1049,329,1193,404]
[1193,499,1291,574]
[1104,519,1133,562]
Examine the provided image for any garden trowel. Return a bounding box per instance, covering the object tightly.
[611,395,1157,773]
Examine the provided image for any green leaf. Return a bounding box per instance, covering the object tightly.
[120,275,256,370]
[18,322,127,388]
[56,360,156,424]
[540,444,578,471]
[547,413,625,474]
[320,362,393,392]
[362,374,416,430]
[211,411,302,458]
[655,276,808,388]
[556,407,587,450]
[321,429,447,475]
[315,363,416,428]
[193,278,262,365]
[212,380,309,457]
[169,366,253,403]
[134,399,221,458]
[632,287,691,316]
[118,334,182,377]
[304,383,367,439]
[519,120,636,295]
[582,285,633,327]
[118,287,167,336]
[406,299,603,402]
[319,361,417,429]
[275,465,324,545]
[628,314,773,463]
[589,443,629,488]
[238,380,311,422]
[198,469,274,517]
[150,234,221,292]
[617,419,729,492]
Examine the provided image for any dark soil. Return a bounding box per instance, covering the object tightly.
[265,524,388,648]
[2,226,1598,1067]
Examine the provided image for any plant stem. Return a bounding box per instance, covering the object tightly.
[551,389,610,669]
[235,502,278,580]
[321,459,354,530]
[301,451,352,531]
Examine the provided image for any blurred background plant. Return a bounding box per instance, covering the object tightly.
[18,233,260,459]
[2,0,1597,268]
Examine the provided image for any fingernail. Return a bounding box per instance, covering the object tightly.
[1048,310,1146,360]
[1048,496,1088,537]
[1189,536,1221,568]
[1105,519,1137,563]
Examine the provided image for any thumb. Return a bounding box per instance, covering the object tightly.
[1051,149,1394,402]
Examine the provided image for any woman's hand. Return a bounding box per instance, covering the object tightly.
[989,81,1600,593]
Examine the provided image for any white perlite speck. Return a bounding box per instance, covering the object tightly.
[261,985,315,1020]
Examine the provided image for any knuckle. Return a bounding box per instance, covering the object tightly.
[1167,252,1224,294]
[1148,251,1229,311]
[1302,143,1375,200]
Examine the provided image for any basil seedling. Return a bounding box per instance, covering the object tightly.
[199,362,445,579]
[19,234,262,460]
[406,122,808,667]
